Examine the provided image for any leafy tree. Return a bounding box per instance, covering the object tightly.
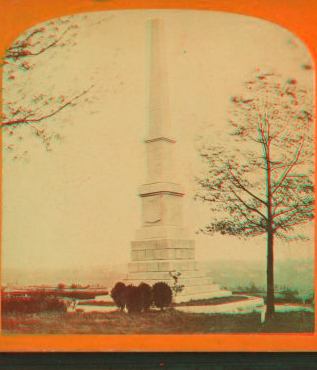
[111,282,126,311]
[196,73,314,321]
[152,282,173,311]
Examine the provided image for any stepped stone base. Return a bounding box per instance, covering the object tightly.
[126,237,232,303]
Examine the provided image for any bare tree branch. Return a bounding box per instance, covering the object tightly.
[4,26,73,60]
[227,162,267,206]
[229,186,267,221]
[2,86,93,128]
[271,137,305,196]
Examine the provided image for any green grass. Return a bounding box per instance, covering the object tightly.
[1,309,314,334]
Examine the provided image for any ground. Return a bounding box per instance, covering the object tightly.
[2,309,314,334]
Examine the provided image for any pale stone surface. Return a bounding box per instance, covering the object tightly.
[127,269,207,281]
[128,259,197,273]
[134,226,189,240]
[125,18,231,302]
[126,276,216,289]
[145,139,175,183]
[131,239,194,250]
[138,182,183,196]
[147,19,171,139]
[131,239,195,262]
[140,192,184,228]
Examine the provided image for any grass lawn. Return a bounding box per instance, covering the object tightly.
[1,309,314,334]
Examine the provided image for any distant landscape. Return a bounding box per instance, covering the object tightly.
[2,258,314,296]
[199,258,314,297]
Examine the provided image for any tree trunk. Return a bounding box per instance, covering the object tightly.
[266,226,275,321]
[265,137,275,322]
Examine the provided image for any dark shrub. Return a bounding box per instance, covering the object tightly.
[1,296,67,314]
[125,285,143,314]
[111,282,127,311]
[152,282,172,310]
[45,298,67,312]
[282,288,302,304]
[138,283,153,311]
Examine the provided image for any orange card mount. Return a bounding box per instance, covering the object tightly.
[0,0,316,352]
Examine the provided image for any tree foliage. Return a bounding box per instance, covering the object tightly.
[196,72,314,320]
[197,73,313,239]
[4,17,78,71]
[2,14,108,158]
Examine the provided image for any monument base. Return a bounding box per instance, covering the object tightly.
[126,237,232,303]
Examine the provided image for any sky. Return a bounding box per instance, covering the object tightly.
[2,10,314,282]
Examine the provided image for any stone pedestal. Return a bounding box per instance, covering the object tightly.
[126,181,228,303]
[127,235,229,302]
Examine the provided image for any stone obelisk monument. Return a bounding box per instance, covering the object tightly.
[127,19,229,302]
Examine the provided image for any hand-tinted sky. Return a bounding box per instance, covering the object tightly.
[2,10,313,280]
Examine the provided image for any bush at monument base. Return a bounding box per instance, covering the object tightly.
[111,281,173,312]
[138,282,153,312]
[111,282,126,311]
[152,282,173,310]
[125,285,144,313]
